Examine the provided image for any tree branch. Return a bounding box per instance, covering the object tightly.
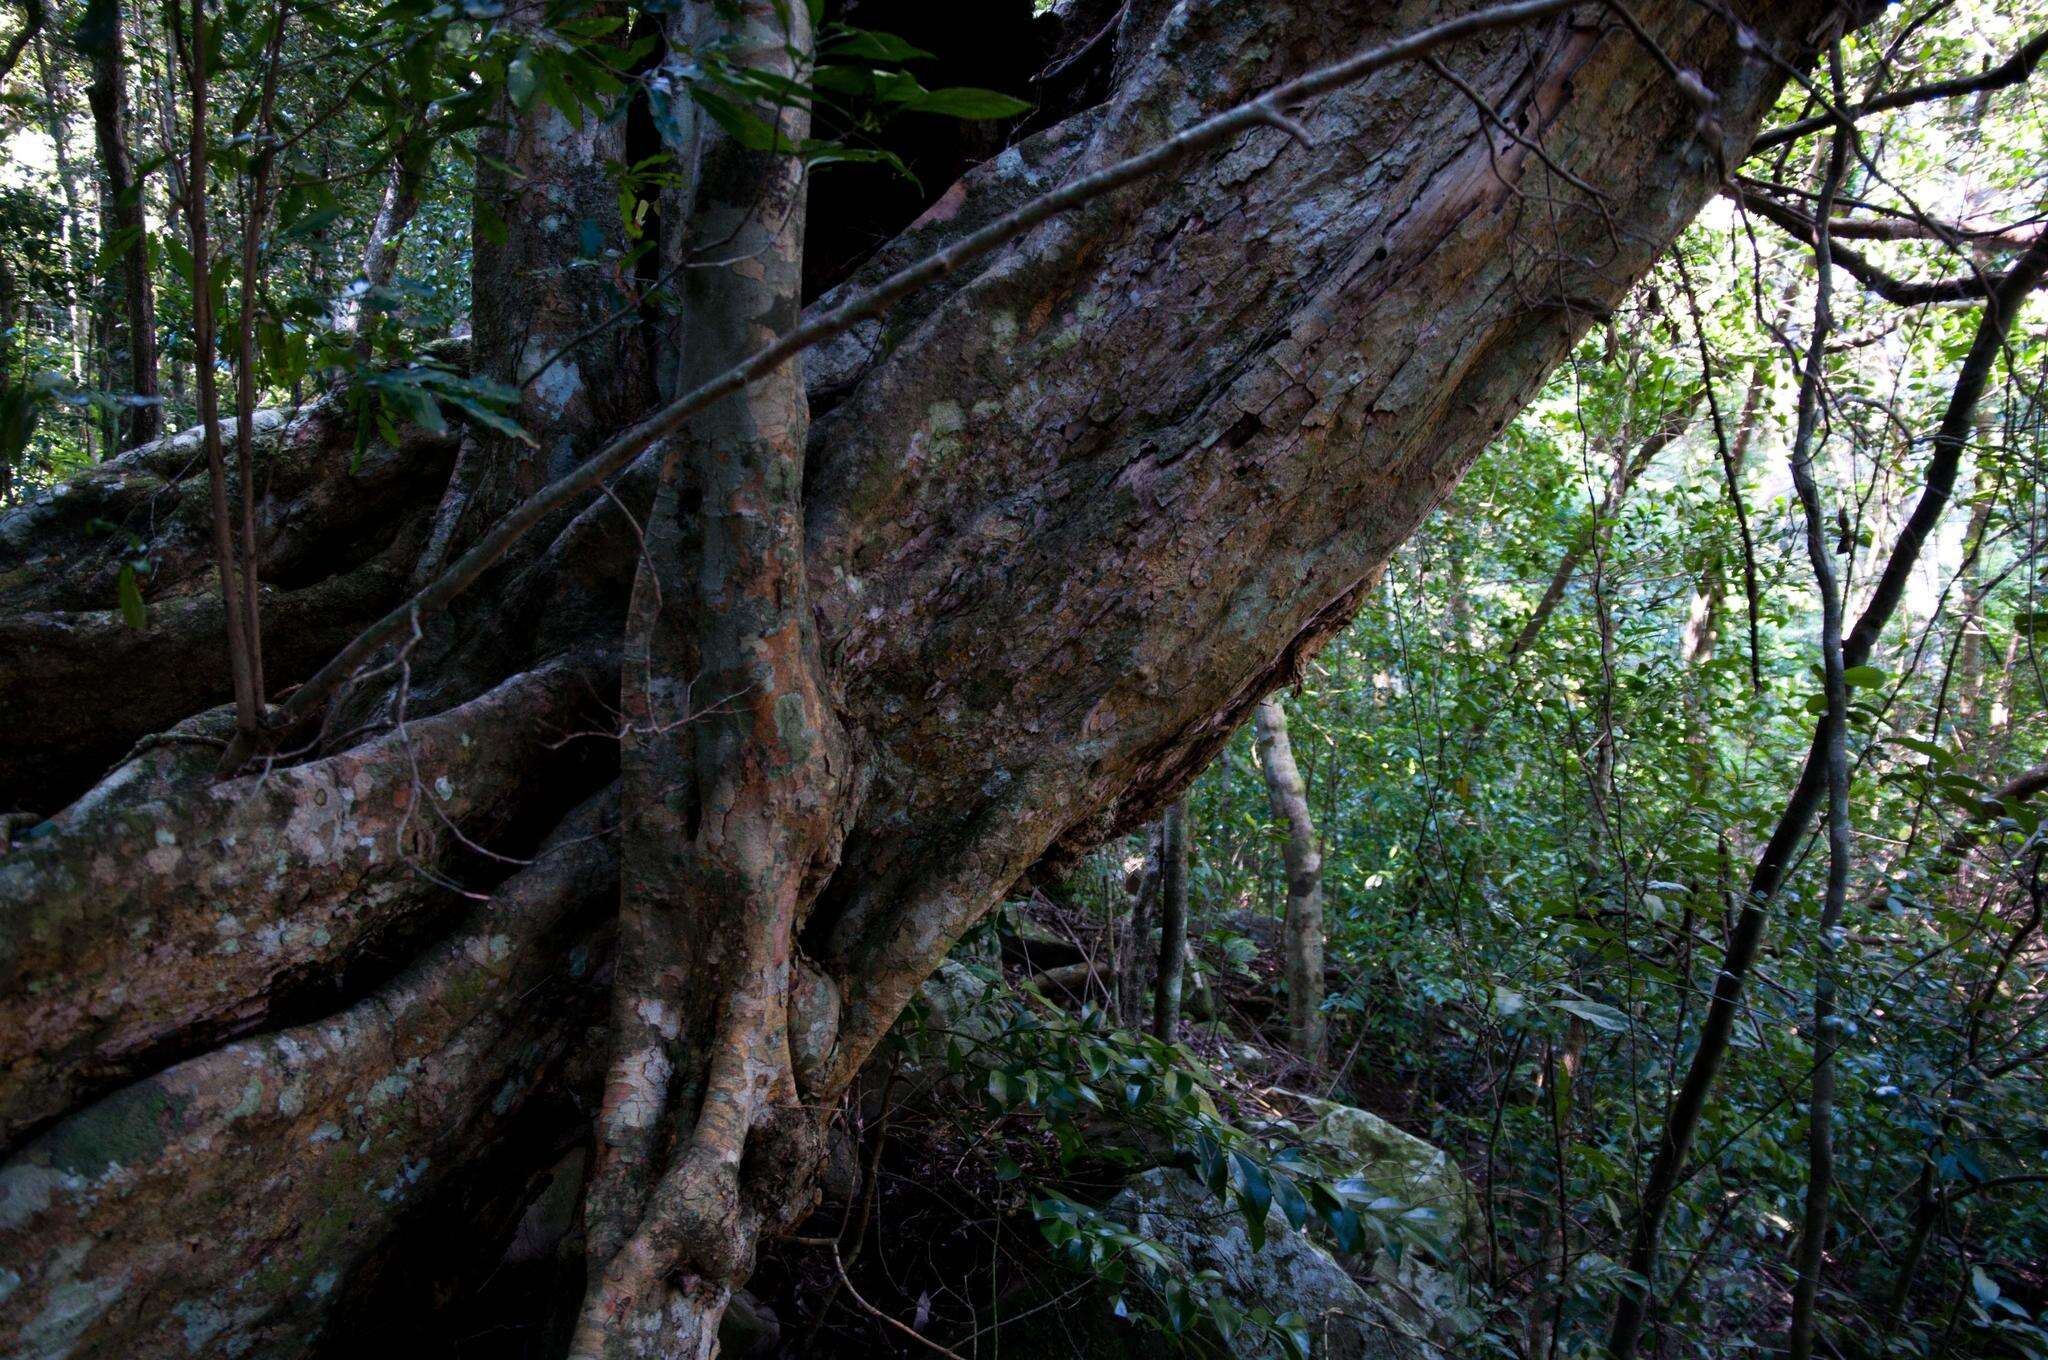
[1751,29,2048,152]
[1734,184,2041,305]
[0,0,44,91]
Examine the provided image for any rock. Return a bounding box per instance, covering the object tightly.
[877,957,1014,1118]
[1112,1166,1449,1360]
[1282,1096,1481,1253]
[718,1289,781,1357]
[820,1124,862,1205]
[999,902,1087,970]
[917,958,1010,1053]
[1203,1024,1271,1073]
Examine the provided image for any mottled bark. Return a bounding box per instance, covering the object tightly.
[1117,821,1164,1026]
[576,6,846,1353]
[0,794,616,1360]
[0,652,612,1148]
[411,6,653,590]
[356,156,425,311]
[0,2,1845,1353]
[1254,697,1326,1064]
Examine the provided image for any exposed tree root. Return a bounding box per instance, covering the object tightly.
[0,652,613,1148]
[0,546,421,810]
[0,792,617,1359]
[0,402,458,808]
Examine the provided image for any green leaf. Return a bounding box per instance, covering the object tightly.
[1231,1151,1271,1249]
[908,87,1031,120]
[1552,997,1629,1033]
[93,226,144,276]
[279,191,346,240]
[821,28,933,63]
[1972,1266,2002,1306]
[507,52,538,109]
[1322,1201,1363,1253]
[692,89,782,152]
[162,235,197,289]
[1207,1294,1243,1342]
[1890,736,1954,768]
[1272,1312,1314,1360]
[443,395,536,446]
[1271,1173,1308,1232]
[116,562,148,632]
[1842,664,1887,689]
[381,382,447,435]
[1230,1152,1271,1217]
[808,65,872,97]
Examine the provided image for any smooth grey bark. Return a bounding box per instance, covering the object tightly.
[1607,227,2048,1360]
[1503,398,1697,666]
[1784,112,1851,1360]
[1151,799,1189,1042]
[361,157,425,299]
[1253,696,1326,1064]
[31,31,89,387]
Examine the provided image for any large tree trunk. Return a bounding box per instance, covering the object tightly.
[0,2,1840,1354]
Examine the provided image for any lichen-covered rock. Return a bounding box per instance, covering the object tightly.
[1284,1096,1482,1253]
[1112,1166,1451,1360]
[876,958,1015,1119]
[915,957,1011,1066]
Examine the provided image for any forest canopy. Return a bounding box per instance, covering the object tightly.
[1,1,2046,1358]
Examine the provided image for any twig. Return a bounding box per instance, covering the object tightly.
[823,1240,968,1360]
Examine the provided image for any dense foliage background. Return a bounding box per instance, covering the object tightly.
[1136,37,2048,1350]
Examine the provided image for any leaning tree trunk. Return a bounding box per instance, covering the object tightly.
[0,1,1843,1354]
